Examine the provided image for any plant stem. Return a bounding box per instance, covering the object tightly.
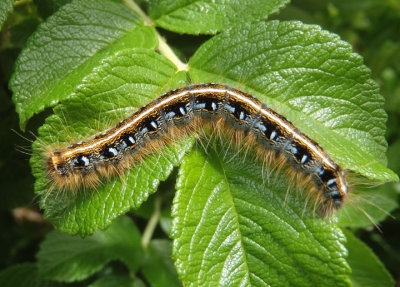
[123,0,152,26]
[157,34,189,71]
[123,0,189,71]
[141,196,161,249]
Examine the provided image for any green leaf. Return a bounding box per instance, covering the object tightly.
[141,239,182,287]
[31,49,193,236]
[189,20,397,182]
[0,0,15,29]
[11,0,158,129]
[89,275,146,287]
[37,216,142,282]
[344,229,395,287]
[172,142,351,286]
[148,0,290,35]
[0,263,55,287]
[337,183,399,228]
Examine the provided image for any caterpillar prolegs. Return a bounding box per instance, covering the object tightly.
[46,84,348,214]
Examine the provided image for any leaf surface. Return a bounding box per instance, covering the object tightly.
[37,216,142,282]
[337,183,399,228]
[31,49,193,235]
[189,20,397,182]
[0,0,15,29]
[141,239,182,287]
[172,143,351,286]
[149,0,289,34]
[11,0,157,129]
[344,230,394,287]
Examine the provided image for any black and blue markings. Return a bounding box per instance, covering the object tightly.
[70,154,91,168]
[193,95,222,114]
[163,97,192,123]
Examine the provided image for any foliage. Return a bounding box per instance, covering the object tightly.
[0,0,399,286]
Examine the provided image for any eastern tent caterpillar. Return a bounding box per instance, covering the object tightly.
[46,84,348,214]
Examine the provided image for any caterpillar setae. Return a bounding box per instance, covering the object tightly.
[46,84,348,214]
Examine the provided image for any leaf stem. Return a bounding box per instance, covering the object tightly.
[123,0,189,71]
[141,196,161,249]
[157,34,189,71]
[123,0,152,26]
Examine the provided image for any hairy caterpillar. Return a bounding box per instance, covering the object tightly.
[46,84,348,214]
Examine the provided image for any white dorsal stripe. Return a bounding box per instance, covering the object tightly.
[58,84,345,207]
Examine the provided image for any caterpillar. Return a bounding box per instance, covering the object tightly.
[46,83,348,214]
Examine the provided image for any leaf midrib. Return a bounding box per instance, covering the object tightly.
[212,150,252,286]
